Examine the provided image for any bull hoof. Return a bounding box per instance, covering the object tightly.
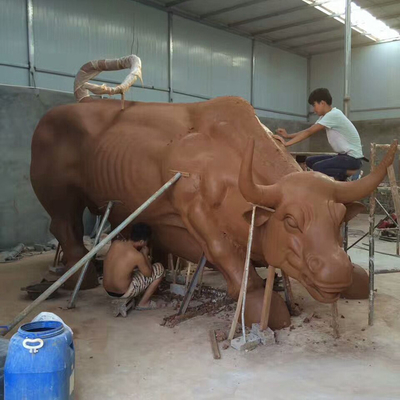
[244,288,291,330]
[340,264,369,300]
[63,262,99,290]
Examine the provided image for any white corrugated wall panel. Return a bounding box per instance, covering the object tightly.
[0,66,29,86]
[172,93,207,104]
[33,0,168,94]
[0,0,28,65]
[310,41,400,120]
[351,42,400,119]
[254,42,308,119]
[256,109,308,122]
[310,51,344,115]
[0,0,29,85]
[173,16,252,101]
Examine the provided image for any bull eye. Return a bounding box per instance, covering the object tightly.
[285,215,300,231]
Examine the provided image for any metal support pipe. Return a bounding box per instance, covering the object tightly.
[343,0,352,117]
[26,0,36,87]
[168,12,174,103]
[368,144,376,326]
[343,223,349,253]
[347,219,383,251]
[0,173,181,336]
[68,201,114,309]
[241,206,256,343]
[178,254,207,315]
[250,39,255,106]
[306,56,311,122]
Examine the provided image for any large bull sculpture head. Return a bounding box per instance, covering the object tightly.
[239,139,397,303]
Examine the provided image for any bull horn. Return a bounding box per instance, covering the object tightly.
[334,140,398,204]
[74,54,142,102]
[238,138,281,207]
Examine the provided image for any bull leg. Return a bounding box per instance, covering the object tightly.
[48,197,98,290]
[182,198,290,329]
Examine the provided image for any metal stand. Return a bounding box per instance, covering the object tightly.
[281,271,299,316]
[68,201,114,309]
[178,254,207,316]
[368,143,399,325]
[0,173,181,336]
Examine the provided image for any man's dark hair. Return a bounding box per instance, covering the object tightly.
[130,223,152,242]
[308,88,332,106]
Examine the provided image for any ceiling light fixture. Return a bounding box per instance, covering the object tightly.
[303,0,400,42]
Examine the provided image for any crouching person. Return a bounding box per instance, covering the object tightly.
[103,223,165,310]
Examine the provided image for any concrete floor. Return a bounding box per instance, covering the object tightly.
[1,215,400,399]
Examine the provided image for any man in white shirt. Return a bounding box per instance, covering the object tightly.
[273,88,365,181]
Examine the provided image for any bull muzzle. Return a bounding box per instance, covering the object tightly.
[301,252,353,303]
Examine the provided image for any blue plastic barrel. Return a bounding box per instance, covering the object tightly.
[4,321,75,400]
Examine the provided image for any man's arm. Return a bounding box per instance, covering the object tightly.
[136,247,153,277]
[276,128,302,139]
[273,124,325,147]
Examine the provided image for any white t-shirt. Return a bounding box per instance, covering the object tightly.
[315,108,364,158]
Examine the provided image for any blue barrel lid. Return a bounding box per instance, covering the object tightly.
[19,321,64,339]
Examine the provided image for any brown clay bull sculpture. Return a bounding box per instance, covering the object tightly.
[30,62,397,330]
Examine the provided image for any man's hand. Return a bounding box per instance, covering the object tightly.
[272,135,286,145]
[275,128,289,138]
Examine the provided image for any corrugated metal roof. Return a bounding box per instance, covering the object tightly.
[141,0,400,56]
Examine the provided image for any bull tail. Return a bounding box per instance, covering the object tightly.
[73,54,143,105]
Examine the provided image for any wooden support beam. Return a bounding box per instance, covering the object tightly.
[260,266,275,330]
[209,330,221,360]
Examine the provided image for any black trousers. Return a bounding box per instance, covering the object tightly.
[306,154,362,181]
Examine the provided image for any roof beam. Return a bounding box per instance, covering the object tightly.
[200,0,400,23]
[228,2,329,28]
[165,0,192,8]
[310,38,398,56]
[129,0,310,58]
[365,0,400,11]
[226,0,400,28]
[253,10,400,37]
[271,27,342,43]
[288,32,359,50]
[199,0,271,19]
[273,16,400,45]
[381,12,400,21]
[253,15,337,36]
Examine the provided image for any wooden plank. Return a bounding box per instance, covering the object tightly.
[290,151,336,156]
[260,266,276,331]
[331,302,340,339]
[209,330,221,360]
[374,144,400,150]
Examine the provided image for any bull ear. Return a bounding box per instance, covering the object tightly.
[242,208,273,227]
[343,201,366,223]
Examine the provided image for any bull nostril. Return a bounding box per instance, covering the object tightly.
[308,256,323,274]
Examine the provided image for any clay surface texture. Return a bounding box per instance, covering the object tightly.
[30,95,397,329]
